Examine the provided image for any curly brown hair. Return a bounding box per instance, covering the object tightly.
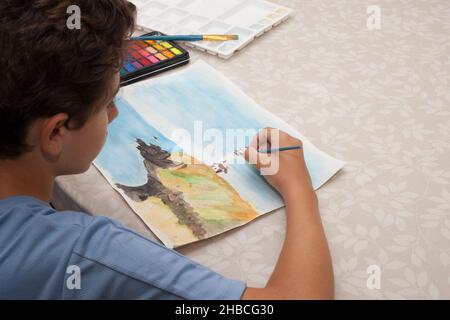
[0,0,136,159]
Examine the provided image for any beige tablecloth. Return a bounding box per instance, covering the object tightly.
[53,0,450,299]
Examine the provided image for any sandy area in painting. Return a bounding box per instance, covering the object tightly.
[131,153,260,248]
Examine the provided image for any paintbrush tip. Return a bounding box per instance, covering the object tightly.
[203,34,240,41]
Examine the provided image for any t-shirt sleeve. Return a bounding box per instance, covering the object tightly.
[62,216,246,300]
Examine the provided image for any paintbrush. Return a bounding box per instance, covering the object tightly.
[233,145,304,156]
[257,146,303,154]
[129,34,239,42]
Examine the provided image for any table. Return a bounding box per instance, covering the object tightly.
[53,0,450,299]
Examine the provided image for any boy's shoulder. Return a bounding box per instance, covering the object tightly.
[0,195,94,229]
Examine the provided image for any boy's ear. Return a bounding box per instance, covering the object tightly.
[39,113,70,160]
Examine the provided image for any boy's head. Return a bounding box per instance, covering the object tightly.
[0,0,135,174]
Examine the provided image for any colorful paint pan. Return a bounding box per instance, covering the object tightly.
[120,31,190,87]
[162,50,175,58]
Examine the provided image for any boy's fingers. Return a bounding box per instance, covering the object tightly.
[245,128,277,164]
[261,127,285,152]
[248,127,282,152]
[255,127,278,151]
[245,129,268,162]
[263,127,283,145]
[264,127,304,149]
[244,146,272,170]
[244,146,257,166]
[244,133,259,162]
[256,128,270,148]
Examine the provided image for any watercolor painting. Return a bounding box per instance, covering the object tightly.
[94,61,345,248]
[95,99,259,247]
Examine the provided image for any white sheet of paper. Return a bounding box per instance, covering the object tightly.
[95,61,345,247]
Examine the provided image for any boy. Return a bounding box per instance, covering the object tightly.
[0,0,334,299]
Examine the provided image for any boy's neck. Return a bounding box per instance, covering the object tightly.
[0,155,54,203]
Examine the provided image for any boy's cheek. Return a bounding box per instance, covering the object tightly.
[108,106,119,123]
[70,113,109,169]
[91,114,110,150]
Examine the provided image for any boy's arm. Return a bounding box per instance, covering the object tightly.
[241,129,334,300]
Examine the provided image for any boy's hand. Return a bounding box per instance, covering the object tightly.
[244,128,313,201]
[243,129,333,300]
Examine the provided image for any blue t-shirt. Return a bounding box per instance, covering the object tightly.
[0,196,246,299]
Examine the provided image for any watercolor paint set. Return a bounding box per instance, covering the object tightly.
[120,31,190,86]
[130,0,293,59]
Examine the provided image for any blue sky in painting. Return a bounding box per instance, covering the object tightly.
[127,68,265,132]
